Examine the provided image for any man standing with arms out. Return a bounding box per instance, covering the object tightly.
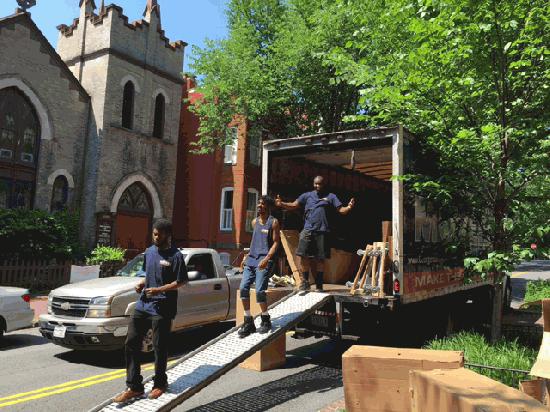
[114,219,188,403]
[276,176,354,293]
[238,195,281,338]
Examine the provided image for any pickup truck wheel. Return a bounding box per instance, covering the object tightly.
[142,328,154,353]
[0,316,5,340]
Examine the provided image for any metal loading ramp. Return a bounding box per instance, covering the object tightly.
[90,292,331,412]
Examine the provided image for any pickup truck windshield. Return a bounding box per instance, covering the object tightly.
[115,253,187,277]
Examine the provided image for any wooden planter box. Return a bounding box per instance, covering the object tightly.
[0,259,71,290]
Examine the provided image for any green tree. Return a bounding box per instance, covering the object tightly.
[325,0,549,272]
[189,0,362,151]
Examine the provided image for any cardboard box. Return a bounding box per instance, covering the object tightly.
[236,288,292,371]
[343,345,463,412]
[409,368,547,412]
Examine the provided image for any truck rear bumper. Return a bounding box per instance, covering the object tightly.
[38,314,129,351]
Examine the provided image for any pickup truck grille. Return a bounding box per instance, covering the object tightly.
[51,297,90,318]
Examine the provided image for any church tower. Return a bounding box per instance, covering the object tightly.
[56,1,186,252]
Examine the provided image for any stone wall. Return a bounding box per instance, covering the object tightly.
[0,15,89,212]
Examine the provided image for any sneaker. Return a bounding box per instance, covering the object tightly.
[257,314,272,334]
[148,387,166,399]
[238,315,257,338]
[299,280,310,296]
[113,388,144,403]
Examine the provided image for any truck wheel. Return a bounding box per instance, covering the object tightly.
[0,317,5,340]
[142,328,154,353]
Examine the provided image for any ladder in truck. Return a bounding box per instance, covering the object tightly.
[89,291,331,412]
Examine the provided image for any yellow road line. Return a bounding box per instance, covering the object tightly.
[511,272,528,278]
[0,359,177,408]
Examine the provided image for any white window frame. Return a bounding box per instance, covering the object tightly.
[246,188,259,233]
[224,127,238,165]
[220,187,234,231]
[248,129,262,166]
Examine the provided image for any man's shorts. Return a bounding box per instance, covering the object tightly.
[296,230,331,260]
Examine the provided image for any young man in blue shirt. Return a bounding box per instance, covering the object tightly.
[114,219,188,403]
[238,195,281,337]
[276,176,354,293]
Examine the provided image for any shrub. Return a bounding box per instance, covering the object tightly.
[425,332,537,387]
[524,279,550,305]
[0,208,82,261]
[86,246,126,266]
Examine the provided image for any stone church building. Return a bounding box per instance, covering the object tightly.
[0,0,185,254]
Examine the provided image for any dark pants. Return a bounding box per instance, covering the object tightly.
[126,310,172,391]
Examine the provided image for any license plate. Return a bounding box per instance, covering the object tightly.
[53,325,67,338]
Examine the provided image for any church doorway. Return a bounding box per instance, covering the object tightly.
[115,182,152,257]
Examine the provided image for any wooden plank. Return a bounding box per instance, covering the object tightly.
[280,230,308,284]
[350,244,372,295]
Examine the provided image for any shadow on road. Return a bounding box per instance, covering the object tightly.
[0,332,49,351]
[54,321,235,368]
[186,365,342,412]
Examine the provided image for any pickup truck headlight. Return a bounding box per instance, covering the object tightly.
[89,296,112,305]
[87,308,112,318]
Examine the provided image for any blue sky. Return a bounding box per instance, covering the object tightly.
[0,0,228,71]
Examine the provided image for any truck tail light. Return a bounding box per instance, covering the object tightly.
[22,294,31,303]
[393,279,400,294]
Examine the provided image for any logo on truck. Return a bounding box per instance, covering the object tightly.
[60,302,71,310]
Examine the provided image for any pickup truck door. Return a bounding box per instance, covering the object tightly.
[173,253,229,330]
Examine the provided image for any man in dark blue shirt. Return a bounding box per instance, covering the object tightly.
[114,219,188,403]
[276,176,354,293]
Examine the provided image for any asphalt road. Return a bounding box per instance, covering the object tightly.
[0,322,345,412]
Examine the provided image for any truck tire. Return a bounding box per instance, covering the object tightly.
[0,316,5,340]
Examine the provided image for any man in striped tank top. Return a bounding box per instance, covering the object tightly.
[238,195,281,338]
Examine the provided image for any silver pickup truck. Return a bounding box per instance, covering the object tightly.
[39,248,243,351]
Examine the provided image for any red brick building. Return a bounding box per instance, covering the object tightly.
[172,77,262,265]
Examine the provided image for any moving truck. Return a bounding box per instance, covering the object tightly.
[262,126,510,342]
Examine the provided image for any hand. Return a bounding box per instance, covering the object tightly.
[145,287,161,297]
[258,258,269,270]
[348,198,356,209]
[275,194,283,208]
[135,282,145,294]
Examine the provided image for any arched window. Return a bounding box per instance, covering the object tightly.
[50,175,68,212]
[0,87,40,209]
[152,93,165,138]
[122,81,135,129]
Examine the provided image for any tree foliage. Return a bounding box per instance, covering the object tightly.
[324,0,549,272]
[191,0,549,274]
[189,0,363,151]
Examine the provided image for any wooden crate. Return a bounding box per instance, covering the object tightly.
[236,288,293,371]
[343,345,463,412]
[410,368,547,412]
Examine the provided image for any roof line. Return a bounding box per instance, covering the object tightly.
[0,12,90,100]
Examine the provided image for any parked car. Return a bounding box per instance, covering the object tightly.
[39,248,243,351]
[0,287,35,339]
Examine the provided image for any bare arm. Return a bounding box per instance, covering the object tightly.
[338,198,355,215]
[145,280,186,297]
[275,194,301,211]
